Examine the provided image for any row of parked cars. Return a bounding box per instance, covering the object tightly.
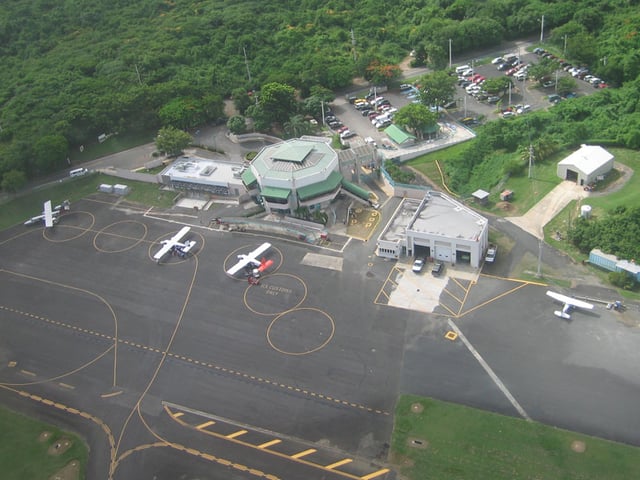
[533,47,608,89]
[324,111,356,139]
[350,91,399,129]
[456,66,503,104]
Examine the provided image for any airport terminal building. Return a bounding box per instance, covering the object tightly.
[159,155,246,197]
[376,191,489,268]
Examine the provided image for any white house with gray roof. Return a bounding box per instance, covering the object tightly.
[376,191,489,267]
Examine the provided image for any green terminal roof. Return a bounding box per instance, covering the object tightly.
[241,168,257,186]
[260,185,291,200]
[341,178,372,201]
[384,124,416,144]
[297,170,343,201]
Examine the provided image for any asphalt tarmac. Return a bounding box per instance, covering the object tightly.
[1,194,639,480]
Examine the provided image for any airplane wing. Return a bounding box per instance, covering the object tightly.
[226,242,272,276]
[154,226,191,263]
[546,291,594,318]
[43,201,54,228]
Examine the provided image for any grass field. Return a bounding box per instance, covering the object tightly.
[391,395,640,480]
[0,173,177,231]
[0,406,87,480]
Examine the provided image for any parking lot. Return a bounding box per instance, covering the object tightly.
[328,47,607,142]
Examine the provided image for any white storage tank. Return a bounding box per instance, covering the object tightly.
[98,184,113,193]
[580,205,592,218]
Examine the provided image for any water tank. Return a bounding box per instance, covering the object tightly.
[581,205,592,218]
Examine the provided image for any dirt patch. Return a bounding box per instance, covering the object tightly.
[496,201,513,211]
[49,460,80,480]
[410,402,424,414]
[48,437,72,456]
[571,440,587,453]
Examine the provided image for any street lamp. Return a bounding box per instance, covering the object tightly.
[449,38,452,69]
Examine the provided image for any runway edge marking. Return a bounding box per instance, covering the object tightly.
[447,319,531,421]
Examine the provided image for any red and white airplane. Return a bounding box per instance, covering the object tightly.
[546,290,594,319]
[24,200,70,227]
[154,226,197,264]
[226,242,273,277]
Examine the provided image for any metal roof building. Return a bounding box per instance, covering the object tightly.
[557,144,614,186]
[241,137,372,214]
[160,155,246,197]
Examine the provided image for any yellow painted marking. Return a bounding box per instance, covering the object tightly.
[445,331,458,341]
[325,458,353,469]
[291,448,316,459]
[58,382,75,389]
[196,420,215,430]
[257,439,281,449]
[226,429,248,439]
[172,412,184,418]
[443,288,464,303]
[20,369,36,377]
[361,468,391,479]
[8,361,16,367]
[459,282,529,318]
[100,390,123,398]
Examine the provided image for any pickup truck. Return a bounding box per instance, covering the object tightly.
[485,243,497,263]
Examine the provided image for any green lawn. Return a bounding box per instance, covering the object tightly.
[0,173,177,231]
[0,406,87,480]
[68,131,155,164]
[391,395,640,480]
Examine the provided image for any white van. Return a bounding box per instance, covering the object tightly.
[69,168,88,177]
[455,65,471,74]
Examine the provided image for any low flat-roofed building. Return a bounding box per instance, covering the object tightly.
[377,191,488,267]
[160,155,246,197]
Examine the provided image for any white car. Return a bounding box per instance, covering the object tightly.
[516,104,531,114]
[491,57,505,65]
[466,84,481,93]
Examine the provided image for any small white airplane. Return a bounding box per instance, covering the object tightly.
[226,242,272,276]
[153,226,197,264]
[24,200,70,227]
[546,290,594,319]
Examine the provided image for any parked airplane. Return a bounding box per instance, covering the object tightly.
[546,290,594,319]
[226,242,273,277]
[153,226,197,264]
[24,200,70,227]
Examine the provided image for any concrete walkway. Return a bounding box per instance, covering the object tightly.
[506,181,588,239]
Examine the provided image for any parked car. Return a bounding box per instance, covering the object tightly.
[497,63,510,71]
[502,111,516,118]
[431,262,444,276]
[491,56,505,65]
[487,95,501,104]
[533,47,545,55]
[460,117,479,126]
[548,94,562,104]
[542,80,555,88]
[412,257,426,273]
[516,104,531,114]
[400,83,413,91]
[340,130,356,139]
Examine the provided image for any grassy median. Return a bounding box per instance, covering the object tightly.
[391,395,640,480]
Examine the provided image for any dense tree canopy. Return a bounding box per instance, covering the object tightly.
[1,0,640,189]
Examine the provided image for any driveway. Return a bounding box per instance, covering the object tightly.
[506,181,588,238]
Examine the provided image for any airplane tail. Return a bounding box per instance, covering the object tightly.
[258,258,274,273]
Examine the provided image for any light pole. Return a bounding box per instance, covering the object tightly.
[449,38,452,69]
[563,35,568,56]
[540,15,545,43]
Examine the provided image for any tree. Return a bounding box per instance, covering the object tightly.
[1,169,27,192]
[33,134,69,174]
[227,116,247,135]
[393,104,438,140]
[283,114,312,138]
[259,82,297,124]
[417,71,457,108]
[365,60,402,86]
[155,126,191,156]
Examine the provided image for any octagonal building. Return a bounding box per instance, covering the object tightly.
[241,137,344,214]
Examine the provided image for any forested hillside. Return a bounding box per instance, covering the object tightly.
[0,0,639,186]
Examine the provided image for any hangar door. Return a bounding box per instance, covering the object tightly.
[565,169,578,182]
[434,245,452,262]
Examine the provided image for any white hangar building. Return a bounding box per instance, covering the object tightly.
[159,154,246,197]
[557,144,614,186]
[376,191,489,268]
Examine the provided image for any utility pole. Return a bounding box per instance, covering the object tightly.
[540,15,545,43]
[243,46,252,85]
[528,144,534,179]
[351,28,357,62]
[449,39,452,69]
